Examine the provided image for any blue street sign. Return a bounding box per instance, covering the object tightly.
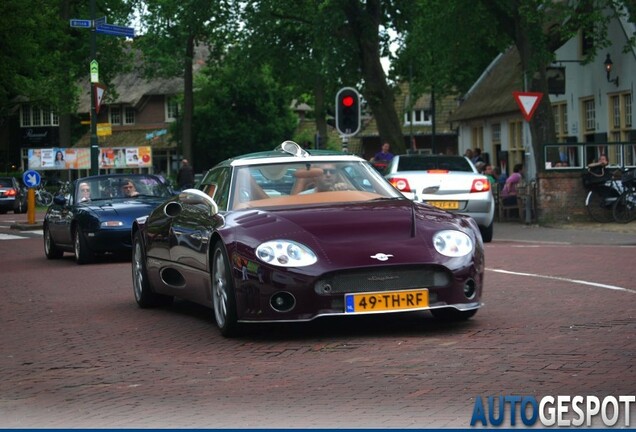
[70,19,92,28]
[95,23,135,38]
[95,16,107,26]
[22,170,41,188]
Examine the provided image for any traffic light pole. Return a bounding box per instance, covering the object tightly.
[340,135,349,153]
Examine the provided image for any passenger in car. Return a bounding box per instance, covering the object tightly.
[78,182,91,202]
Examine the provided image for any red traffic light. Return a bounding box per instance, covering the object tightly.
[341,95,355,107]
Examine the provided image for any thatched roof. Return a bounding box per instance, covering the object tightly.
[448,46,523,122]
[78,44,209,113]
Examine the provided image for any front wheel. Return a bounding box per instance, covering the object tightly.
[73,227,94,264]
[43,224,63,259]
[585,187,618,223]
[612,191,636,223]
[212,241,239,337]
[132,231,173,307]
[14,197,25,214]
[479,221,493,243]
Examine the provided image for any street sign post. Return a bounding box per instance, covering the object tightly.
[513,91,543,122]
[90,60,99,83]
[95,23,135,38]
[22,170,41,189]
[70,19,92,28]
[70,4,135,175]
[22,170,41,224]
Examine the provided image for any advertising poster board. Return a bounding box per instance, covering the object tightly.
[28,148,91,170]
[28,147,152,170]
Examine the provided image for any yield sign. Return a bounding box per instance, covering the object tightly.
[513,91,543,122]
[93,83,107,115]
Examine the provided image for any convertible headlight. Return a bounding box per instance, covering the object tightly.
[101,221,124,227]
[256,240,317,267]
[433,230,473,257]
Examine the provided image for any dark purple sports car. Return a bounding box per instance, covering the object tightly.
[132,141,485,337]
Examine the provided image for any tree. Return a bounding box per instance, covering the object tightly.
[399,0,633,173]
[481,0,634,173]
[0,0,133,152]
[239,0,413,154]
[131,0,238,166]
[192,55,297,167]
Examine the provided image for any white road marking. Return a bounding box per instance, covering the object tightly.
[0,233,28,240]
[487,268,635,294]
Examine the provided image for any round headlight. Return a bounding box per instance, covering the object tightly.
[433,230,473,257]
[256,240,317,267]
[257,245,275,263]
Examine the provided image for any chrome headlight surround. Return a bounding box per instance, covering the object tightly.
[256,240,317,267]
[433,230,473,257]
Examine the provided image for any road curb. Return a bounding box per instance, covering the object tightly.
[10,221,44,230]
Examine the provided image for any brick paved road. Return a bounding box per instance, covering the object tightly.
[0,228,634,428]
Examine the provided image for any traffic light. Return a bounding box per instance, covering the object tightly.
[335,87,360,136]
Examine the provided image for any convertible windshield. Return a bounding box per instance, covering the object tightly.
[76,175,172,202]
[228,160,402,210]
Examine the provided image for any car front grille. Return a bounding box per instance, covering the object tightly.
[314,265,451,295]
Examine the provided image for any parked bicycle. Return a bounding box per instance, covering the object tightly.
[582,169,622,223]
[612,168,636,223]
[35,181,54,207]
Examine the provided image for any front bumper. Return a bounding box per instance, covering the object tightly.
[85,227,133,253]
[234,262,483,323]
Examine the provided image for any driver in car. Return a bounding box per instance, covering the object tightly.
[121,179,140,197]
[301,164,349,193]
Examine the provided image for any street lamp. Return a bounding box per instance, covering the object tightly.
[604,53,619,87]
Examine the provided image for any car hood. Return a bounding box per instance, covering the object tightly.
[81,198,165,217]
[229,198,479,267]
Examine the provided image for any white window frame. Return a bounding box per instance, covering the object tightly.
[20,104,59,127]
[403,108,432,126]
[166,96,180,122]
[110,106,122,125]
[124,106,135,125]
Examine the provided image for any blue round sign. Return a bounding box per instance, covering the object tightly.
[22,170,41,188]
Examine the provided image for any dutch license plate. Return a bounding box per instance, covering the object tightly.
[427,200,459,210]
[345,289,429,314]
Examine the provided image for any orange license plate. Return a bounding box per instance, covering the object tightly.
[345,289,429,313]
[428,201,459,210]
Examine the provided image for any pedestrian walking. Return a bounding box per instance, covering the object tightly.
[177,159,195,190]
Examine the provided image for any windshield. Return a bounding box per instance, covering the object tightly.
[229,160,402,210]
[76,175,172,202]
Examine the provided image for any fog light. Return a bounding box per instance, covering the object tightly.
[464,279,476,299]
[270,292,296,312]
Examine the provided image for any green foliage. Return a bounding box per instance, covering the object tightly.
[0,0,134,116]
[191,56,298,168]
[393,0,509,97]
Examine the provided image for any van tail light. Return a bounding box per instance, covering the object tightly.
[470,178,491,193]
[389,177,412,193]
[5,189,16,197]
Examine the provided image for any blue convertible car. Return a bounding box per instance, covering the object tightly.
[44,174,174,264]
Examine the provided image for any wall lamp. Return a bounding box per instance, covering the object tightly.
[604,53,619,87]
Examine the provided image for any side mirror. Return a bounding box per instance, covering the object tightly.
[178,188,219,215]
